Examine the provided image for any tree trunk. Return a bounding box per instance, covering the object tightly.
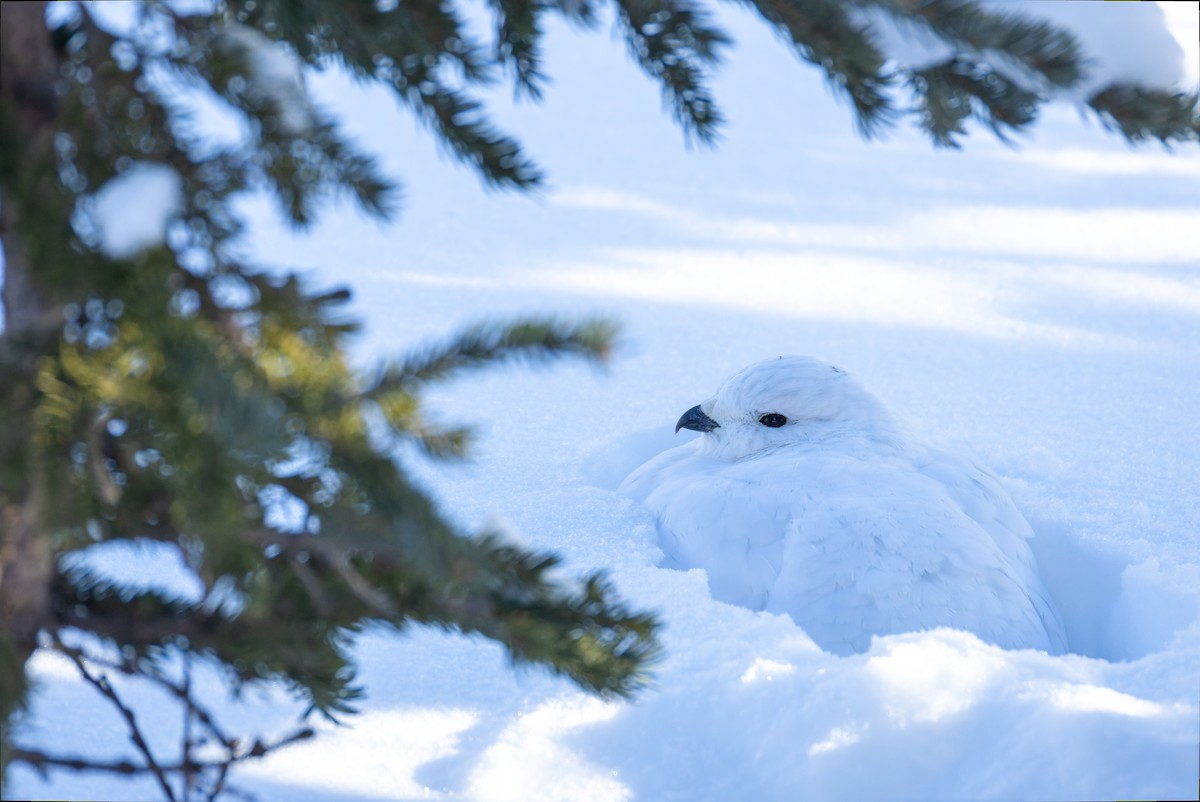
[2,0,57,335]
[0,0,58,749]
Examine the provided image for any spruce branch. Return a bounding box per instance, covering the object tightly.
[734,0,894,136]
[552,0,604,26]
[408,83,547,188]
[371,317,619,392]
[1088,83,1200,145]
[230,0,546,189]
[7,724,314,782]
[285,550,335,618]
[491,0,548,98]
[363,316,617,460]
[53,562,365,720]
[854,0,1084,90]
[409,425,473,460]
[612,0,729,142]
[910,55,1040,148]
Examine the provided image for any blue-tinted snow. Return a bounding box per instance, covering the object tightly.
[9,2,1199,800]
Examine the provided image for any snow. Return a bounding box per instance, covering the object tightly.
[865,1,1194,98]
[88,162,183,259]
[216,22,313,134]
[59,0,216,38]
[1160,2,1200,89]
[7,2,1200,801]
[64,0,139,37]
[239,708,480,799]
[58,538,205,605]
[985,0,1189,96]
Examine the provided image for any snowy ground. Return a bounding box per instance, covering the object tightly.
[7,2,1200,800]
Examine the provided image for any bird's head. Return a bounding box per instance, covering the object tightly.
[675,356,900,460]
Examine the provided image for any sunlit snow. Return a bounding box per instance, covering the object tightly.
[9,2,1200,801]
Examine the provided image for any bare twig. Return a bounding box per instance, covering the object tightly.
[86,410,123,507]
[9,726,314,778]
[285,550,334,618]
[323,548,397,617]
[48,639,234,753]
[51,633,179,801]
[255,529,397,617]
[37,637,313,800]
[183,655,197,801]
[205,749,233,802]
[8,747,146,774]
[206,727,317,802]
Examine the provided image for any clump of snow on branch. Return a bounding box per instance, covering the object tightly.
[863,0,1190,99]
[216,22,314,134]
[998,0,1188,96]
[90,162,183,259]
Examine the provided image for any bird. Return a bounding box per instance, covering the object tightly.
[619,356,1068,656]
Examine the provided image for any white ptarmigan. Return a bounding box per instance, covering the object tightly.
[619,356,1068,655]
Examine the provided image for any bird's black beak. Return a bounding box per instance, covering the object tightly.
[676,404,720,433]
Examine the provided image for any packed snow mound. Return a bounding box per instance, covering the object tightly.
[620,356,1068,655]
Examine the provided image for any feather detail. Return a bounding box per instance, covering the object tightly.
[620,356,1068,656]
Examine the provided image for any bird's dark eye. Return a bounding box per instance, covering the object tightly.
[759,413,787,428]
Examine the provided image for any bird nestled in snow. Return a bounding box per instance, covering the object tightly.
[619,356,1068,655]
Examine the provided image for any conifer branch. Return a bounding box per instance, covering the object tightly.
[910,55,1040,147]
[734,0,893,136]
[285,551,335,618]
[1088,83,1200,145]
[491,0,547,98]
[372,318,618,392]
[612,0,729,142]
[854,0,1084,89]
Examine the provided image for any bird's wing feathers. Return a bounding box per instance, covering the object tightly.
[758,453,1053,654]
[915,449,1068,653]
[624,444,1067,655]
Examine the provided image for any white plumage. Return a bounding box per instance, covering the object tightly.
[620,356,1068,655]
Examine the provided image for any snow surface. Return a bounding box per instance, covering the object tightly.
[6,2,1200,801]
